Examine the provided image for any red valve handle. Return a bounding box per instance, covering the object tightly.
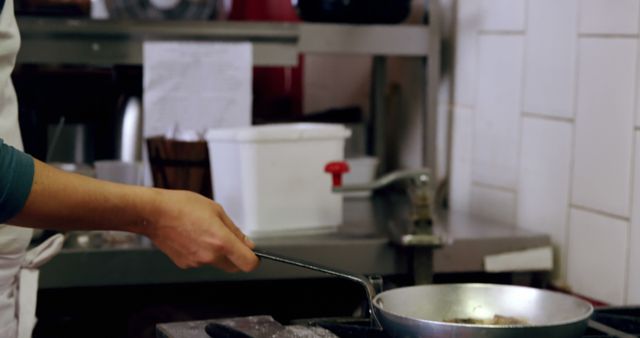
[324,161,350,188]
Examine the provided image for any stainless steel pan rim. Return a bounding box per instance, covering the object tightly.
[372,283,594,329]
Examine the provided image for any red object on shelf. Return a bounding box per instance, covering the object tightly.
[229,0,299,21]
[229,0,304,121]
[325,161,350,188]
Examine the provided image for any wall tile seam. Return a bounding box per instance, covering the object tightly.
[623,35,640,302]
[514,0,530,227]
[570,204,632,222]
[633,35,640,304]
[478,30,525,36]
[579,33,639,39]
[623,133,636,303]
[564,0,582,286]
[471,181,518,193]
[522,112,575,124]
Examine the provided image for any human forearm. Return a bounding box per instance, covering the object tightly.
[9,159,259,272]
[10,159,158,234]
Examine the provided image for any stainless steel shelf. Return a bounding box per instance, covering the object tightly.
[16,17,430,67]
[38,198,550,289]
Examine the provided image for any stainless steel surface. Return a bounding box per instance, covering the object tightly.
[37,199,551,289]
[17,18,299,66]
[298,24,430,56]
[373,284,593,338]
[334,168,439,284]
[16,18,430,67]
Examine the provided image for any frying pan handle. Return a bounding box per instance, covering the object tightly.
[254,249,382,329]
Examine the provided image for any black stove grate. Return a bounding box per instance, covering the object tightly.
[157,307,640,338]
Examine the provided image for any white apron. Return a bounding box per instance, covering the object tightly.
[0,1,64,337]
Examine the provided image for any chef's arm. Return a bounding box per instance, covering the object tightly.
[8,158,258,273]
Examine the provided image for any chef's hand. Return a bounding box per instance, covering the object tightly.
[10,159,258,273]
[144,189,259,272]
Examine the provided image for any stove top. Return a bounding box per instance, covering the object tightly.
[156,307,640,338]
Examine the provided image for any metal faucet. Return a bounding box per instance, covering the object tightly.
[325,162,443,284]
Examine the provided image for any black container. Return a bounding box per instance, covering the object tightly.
[297,0,411,24]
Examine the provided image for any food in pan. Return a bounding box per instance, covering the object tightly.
[444,314,529,325]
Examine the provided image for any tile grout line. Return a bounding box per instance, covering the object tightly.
[579,33,639,39]
[471,181,517,194]
[469,22,480,212]
[515,0,531,227]
[564,0,582,286]
[478,30,525,36]
[622,34,640,303]
[624,133,637,305]
[522,112,575,123]
[570,204,631,222]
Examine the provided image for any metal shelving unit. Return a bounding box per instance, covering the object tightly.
[16,16,439,175]
[17,18,429,66]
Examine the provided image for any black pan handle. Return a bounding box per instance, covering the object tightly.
[254,249,382,329]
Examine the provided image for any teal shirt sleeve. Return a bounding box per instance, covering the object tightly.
[0,138,35,223]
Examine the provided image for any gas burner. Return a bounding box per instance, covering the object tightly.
[157,307,640,338]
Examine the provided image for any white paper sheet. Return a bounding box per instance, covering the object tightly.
[143,41,253,137]
[142,41,253,186]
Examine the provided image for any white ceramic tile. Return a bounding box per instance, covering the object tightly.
[454,0,480,107]
[479,0,526,32]
[518,117,573,281]
[579,0,640,35]
[567,208,628,305]
[470,185,517,225]
[450,106,474,212]
[472,35,524,189]
[627,131,640,304]
[523,0,578,118]
[572,38,637,217]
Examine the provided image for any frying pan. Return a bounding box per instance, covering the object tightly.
[255,250,594,338]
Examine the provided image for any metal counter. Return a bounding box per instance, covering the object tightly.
[38,197,550,289]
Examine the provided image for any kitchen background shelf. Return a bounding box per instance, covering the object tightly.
[16,17,430,67]
[39,199,550,289]
[16,15,440,180]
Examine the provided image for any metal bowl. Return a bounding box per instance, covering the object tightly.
[372,284,593,338]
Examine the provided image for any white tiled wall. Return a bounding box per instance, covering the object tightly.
[518,117,573,279]
[479,0,526,32]
[454,1,480,107]
[579,0,640,35]
[628,131,640,304]
[523,0,577,118]
[452,0,640,304]
[572,38,637,218]
[472,35,523,189]
[450,107,474,212]
[470,184,517,225]
[567,208,629,305]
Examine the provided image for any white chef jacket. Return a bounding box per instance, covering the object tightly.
[0,1,64,337]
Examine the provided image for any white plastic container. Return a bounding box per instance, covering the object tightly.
[206,123,351,237]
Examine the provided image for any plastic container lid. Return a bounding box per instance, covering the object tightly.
[205,123,351,142]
